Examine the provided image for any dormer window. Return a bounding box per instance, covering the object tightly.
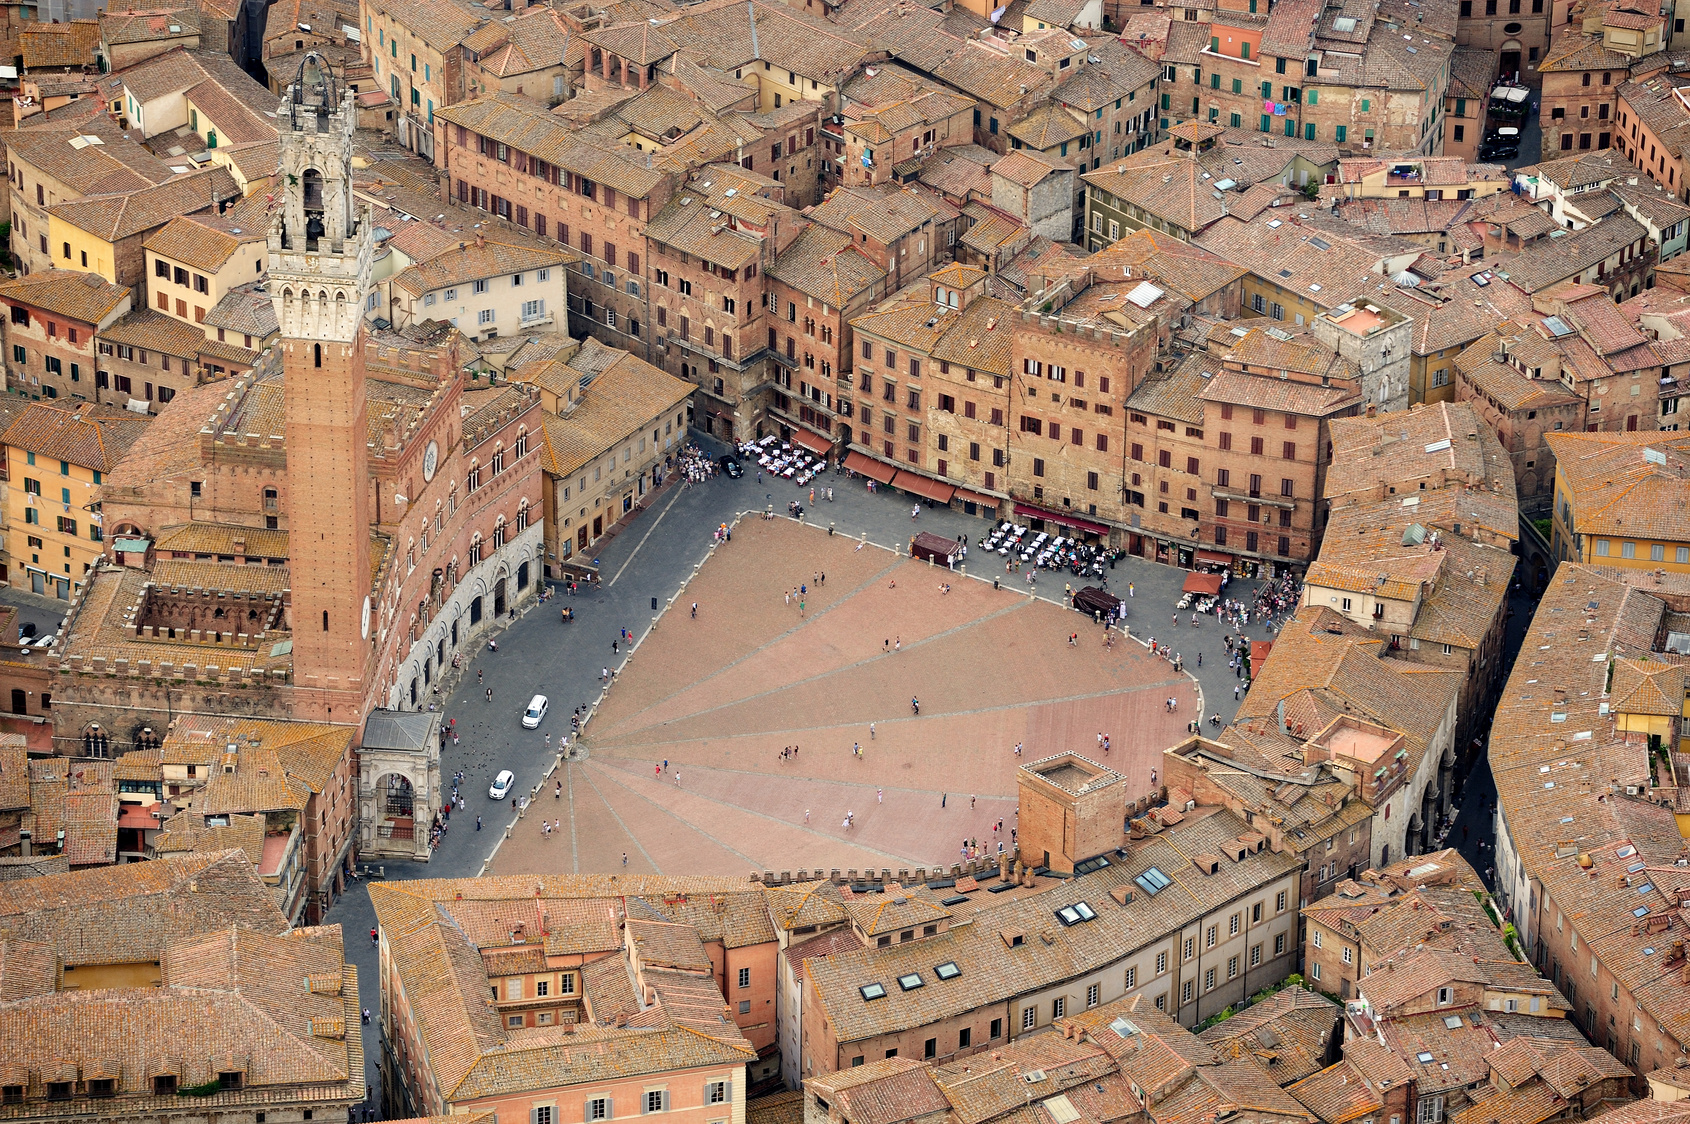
[1436,987,1453,1006]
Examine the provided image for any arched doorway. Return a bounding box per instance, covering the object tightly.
[1500,40,1521,81]
[494,577,507,617]
[359,710,440,862]
[375,772,417,843]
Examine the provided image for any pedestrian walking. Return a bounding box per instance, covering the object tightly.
[854,742,860,756]
[692,602,698,618]
[476,815,482,830]
[941,793,947,807]
[970,794,976,809]
[363,1008,371,1024]
[623,851,629,865]
[485,687,493,703]
[870,722,876,739]
[805,809,810,823]
[877,788,883,803]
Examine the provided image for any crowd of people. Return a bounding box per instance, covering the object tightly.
[1211,572,1304,631]
[676,444,721,486]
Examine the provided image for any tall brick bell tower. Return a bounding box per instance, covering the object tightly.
[270,53,375,722]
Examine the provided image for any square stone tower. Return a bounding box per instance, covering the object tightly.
[1017,752,1129,873]
[269,53,376,723]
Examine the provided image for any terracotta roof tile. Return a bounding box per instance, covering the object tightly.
[21,19,101,67]
[99,307,214,357]
[1543,430,1690,541]
[0,269,130,326]
[769,224,887,306]
[392,237,574,297]
[0,401,152,472]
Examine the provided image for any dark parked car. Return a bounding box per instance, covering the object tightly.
[720,456,743,478]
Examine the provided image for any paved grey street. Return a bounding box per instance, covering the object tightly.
[327,432,1282,1115]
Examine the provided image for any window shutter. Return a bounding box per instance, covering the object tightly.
[725,1080,733,1104]
[532,1110,540,1124]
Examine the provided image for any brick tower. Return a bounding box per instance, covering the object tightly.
[270,53,375,722]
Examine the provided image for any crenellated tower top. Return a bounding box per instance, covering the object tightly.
[268,51,373,343]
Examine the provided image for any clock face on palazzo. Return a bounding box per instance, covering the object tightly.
[423,440,439,482]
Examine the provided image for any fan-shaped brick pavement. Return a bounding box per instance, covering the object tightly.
[491,518,1198,877]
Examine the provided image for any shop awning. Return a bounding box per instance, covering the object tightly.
[1014,503,1108,536]
[1195,550,1233,566]
[892,471,957,504]
[791,427,833,455]
[1182,573,1224,596]
[843,451,897,484]
[955,488,1001,508]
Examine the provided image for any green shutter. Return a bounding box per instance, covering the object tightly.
[1456,97,1466,116]
[1361,98,1370,112]
[1262,80,1272,97]
[1241,41,1250,58]
[1211,35,1220,51]
[1306,89,1317,105]
[1261,114,1271,132]
[1284,119,1295,136]
[1233,78,1242,93]
[1336,124,1347,141]
[1305,123,1316,139]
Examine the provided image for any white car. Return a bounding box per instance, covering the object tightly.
[522,694,549,729]
[489,770,515,801]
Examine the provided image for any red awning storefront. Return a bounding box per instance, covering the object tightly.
[1014,503,1108,536]
[1195,550,1233,566]
[843,450,897,484]
[955,488,1001,508]
[892,471,957,504]
[791,427,833,456]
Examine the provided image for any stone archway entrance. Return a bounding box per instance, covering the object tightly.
[359,711,440,862]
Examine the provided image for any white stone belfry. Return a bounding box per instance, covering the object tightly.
[268,51,375,343]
